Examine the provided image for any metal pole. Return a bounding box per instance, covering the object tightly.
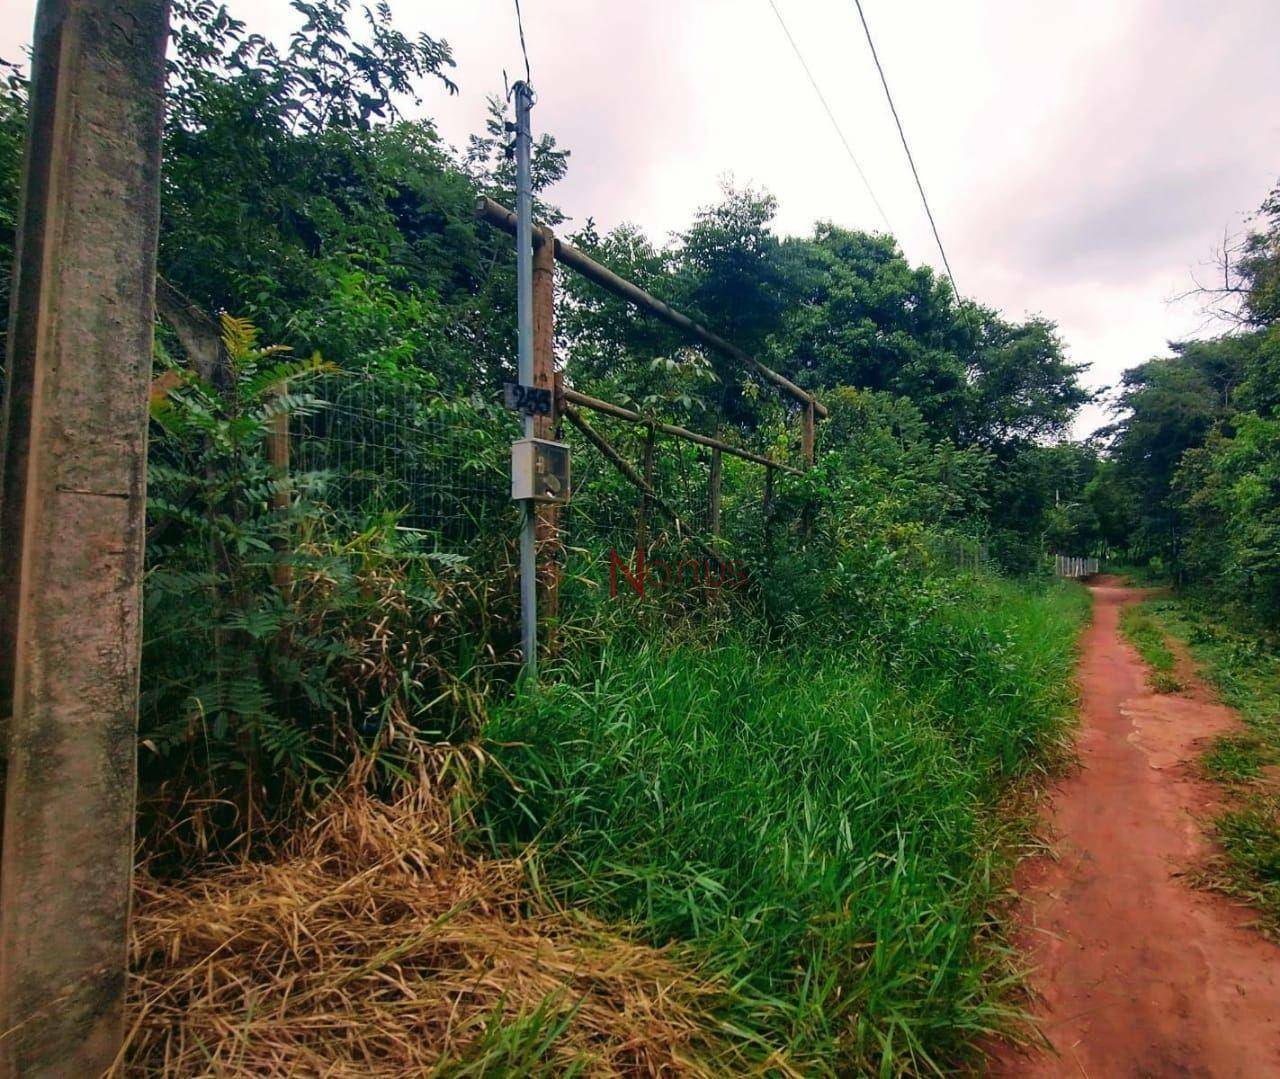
[513,81,537,679]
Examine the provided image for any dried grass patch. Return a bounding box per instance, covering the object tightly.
[116,760,772,1076]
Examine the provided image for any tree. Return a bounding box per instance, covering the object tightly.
[1102,336,1251,559]
[0,62,27,370]
[961,314,1092,450]
[769,222,969,437]
[159,0,569,392]
[1100,176,1280,618]
[1239,183,1280,325]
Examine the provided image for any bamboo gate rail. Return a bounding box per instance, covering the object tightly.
[475,196,825,643]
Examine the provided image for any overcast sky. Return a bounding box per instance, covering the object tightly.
[4,1,1277,436]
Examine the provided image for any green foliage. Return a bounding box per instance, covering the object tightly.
[480,578,1088,1072]
[1103,335,1253,562]
[0,0,1101,824]
[0,62,27,366]
[1118,603,1183,693]
[1100,179,1280,629]
[554,183,1091,568]
[986,441,1112,571]
[1215,805,1280,928]
[142,315,488,851]
[1203,734,1271,783]
[0,0,1116,1063]
[160,0,565,394]
[1240,183,1280,327]
[2,0,1098,811]
[772,221,969,436]
[1179,410,1280,630]
[677,184,788,359]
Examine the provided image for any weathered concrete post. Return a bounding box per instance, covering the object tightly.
[0,1,169,1074]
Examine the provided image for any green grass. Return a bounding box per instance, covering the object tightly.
[1108,561,1171,587]
[1119,603,1184,693]
[1144,600,1280,932]
[479,578,1088,1074]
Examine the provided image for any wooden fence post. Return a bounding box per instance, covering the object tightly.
[800,398,816,538]
[638,424,655,554]
[802,399,816,468]
[763,464,774,554]
[532,225,560,635]
[708,445,723,537]
[0,2,169,1073]
[563,405,722,564]
[267,382,292,593]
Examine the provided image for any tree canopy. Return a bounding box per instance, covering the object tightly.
[0,0,1097,574]
[1094,178,1280,630]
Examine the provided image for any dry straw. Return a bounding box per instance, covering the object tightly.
[115,756,783,1076]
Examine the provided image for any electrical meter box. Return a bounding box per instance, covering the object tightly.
[511,438,571,504]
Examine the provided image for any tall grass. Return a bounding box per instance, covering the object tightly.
[1119,603,1184,693]
[480,578,1088,1073]
[1144,600,1280,933]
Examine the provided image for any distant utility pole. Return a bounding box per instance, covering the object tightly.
[513,79,538,679]
[0,1,169,1074]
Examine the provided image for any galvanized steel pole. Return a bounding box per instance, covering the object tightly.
[513,81,537,679]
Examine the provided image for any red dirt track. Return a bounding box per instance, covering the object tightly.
[993,577,1280,1077]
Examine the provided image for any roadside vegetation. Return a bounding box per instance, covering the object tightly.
[483,579,1086,1072]
[1095,158,1280,934]
[122,764,763,1077]
[121,572,1089,1076]
[1088,174,1280,639]
[1139,600,1280,933]
[1118,603,1184,693]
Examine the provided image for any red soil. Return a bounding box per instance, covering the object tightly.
[992,577,1280,1077]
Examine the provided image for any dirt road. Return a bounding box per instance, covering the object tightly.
[993,577,1280,1077]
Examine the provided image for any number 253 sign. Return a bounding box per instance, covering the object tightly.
[503,382,552,416]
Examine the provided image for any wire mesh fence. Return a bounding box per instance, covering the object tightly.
[288,370,801,613]
[930,536,990,576]
[292,372,519,551]
[289,369,992,602]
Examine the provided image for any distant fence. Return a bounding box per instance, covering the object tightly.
[1053,554,1099,579]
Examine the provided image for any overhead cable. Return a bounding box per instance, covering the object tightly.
[851,0,962,299]
[765,0,894,234]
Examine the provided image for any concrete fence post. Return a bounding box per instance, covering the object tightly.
[0,2,169,1074]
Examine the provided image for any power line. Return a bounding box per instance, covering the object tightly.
[850,0,961,300]
[764,0,894,235]
[513,0,532,86]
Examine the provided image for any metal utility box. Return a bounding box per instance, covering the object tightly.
[511,438,571,503]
